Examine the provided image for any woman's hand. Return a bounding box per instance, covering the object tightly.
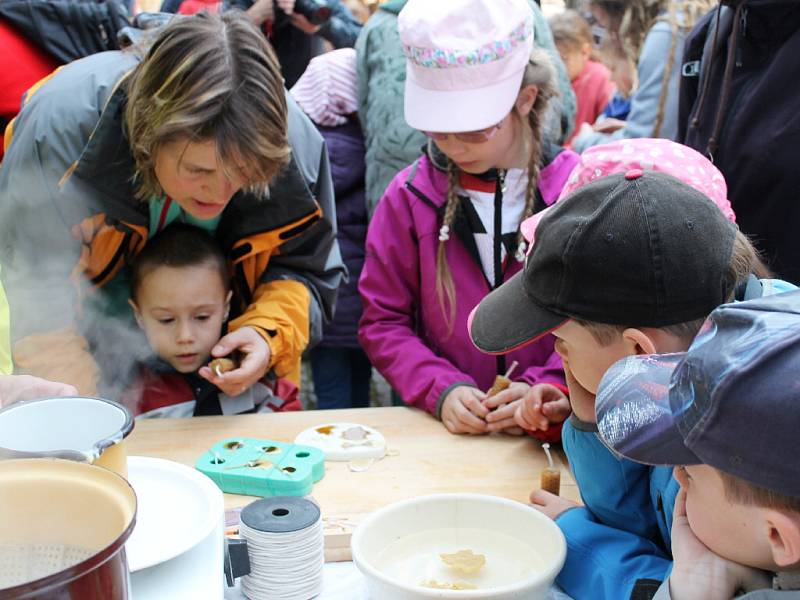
[530,489,580,521]
[199,327,271,397]
[441,386,488,434]
[513,383,571,431]
[0,375,78,407]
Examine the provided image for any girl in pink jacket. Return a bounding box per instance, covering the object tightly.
[358,0,579,437]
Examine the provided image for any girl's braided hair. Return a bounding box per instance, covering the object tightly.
[435,49,556,336]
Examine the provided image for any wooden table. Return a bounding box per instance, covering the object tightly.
[126,407,578,560]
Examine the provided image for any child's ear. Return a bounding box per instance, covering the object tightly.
[621,328,657,356]
[581,41,592,59]
[129,299,144,329]
[765,510,800,568]
[515,84,539,117]
[223,291,232,321]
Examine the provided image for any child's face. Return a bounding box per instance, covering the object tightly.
[551,320,631,394]
[432,87,537,174]
[674,465,775,570]
[154,138,249,220]
[552,321,692,394]
[131,263,231,374]
[608,54,635,97]
[433,113,518,175]
[555,42,589,81]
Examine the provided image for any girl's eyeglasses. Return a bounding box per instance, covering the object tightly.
[423,118,505,144]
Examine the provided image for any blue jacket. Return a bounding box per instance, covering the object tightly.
[555,279,799,600]
[556,415,677,600]
[602,93,632,121]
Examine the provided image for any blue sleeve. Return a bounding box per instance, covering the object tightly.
[318,0,362,49]
[563,417,662,540]
[555,507,673,600]
[572,21,681,152]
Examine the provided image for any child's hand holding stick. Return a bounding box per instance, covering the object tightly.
[486,361,518,397]
[483,362,526,432]
[199,327,271,397]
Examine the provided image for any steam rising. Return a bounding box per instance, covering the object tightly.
[0,147,155,402]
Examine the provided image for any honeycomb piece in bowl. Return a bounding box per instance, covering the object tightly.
[440,549,486,575]
[422,579,478,590]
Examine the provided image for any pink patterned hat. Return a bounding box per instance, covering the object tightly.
[290,48,358,127]
[520,138,737,248]
[399,0,534,133]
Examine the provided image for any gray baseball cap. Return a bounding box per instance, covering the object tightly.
[596,289,800,498]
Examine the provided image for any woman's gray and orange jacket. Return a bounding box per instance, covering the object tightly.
[0,50,345,393]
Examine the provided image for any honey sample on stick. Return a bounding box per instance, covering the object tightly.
[209,357,237,377]
[540,443,561,496]
[486,361,518,397]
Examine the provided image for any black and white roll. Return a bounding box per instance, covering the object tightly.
[239,496,324,600]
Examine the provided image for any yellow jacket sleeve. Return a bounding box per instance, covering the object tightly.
[227,279,310,385]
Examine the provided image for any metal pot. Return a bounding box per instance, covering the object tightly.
[0,397,133,477]
[0,458,137,599]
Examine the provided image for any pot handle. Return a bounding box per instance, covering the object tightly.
[224,538,250,587]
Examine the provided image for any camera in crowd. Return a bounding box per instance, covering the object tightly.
[277,0,331,25]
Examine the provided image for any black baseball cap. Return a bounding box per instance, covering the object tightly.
[469,170,738,353]
[595,290,800,498]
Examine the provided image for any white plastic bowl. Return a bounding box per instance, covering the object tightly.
[351,494,566,599]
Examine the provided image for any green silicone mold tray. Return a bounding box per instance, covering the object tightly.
[195,437,325,497]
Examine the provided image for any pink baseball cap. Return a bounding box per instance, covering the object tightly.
[399,0,534,133]
[521,138,737,249]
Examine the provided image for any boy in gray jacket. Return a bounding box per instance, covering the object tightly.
[596,291,800,599]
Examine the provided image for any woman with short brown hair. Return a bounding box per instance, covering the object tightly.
[0,11,344,399]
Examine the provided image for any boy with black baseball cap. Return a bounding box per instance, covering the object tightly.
[596,291,800,599]
[469,169,792,599]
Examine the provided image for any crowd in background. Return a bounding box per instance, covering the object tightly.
[1,0,798,414]
[2,1,800,599]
